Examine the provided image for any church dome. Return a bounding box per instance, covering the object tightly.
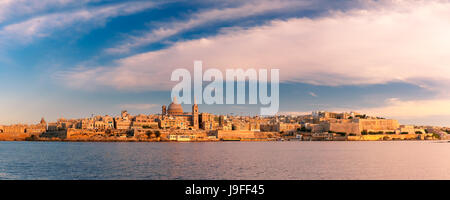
[167,97,183,115]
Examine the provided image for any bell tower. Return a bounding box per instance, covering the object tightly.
[192,99,199,129]
[162,105,167,115]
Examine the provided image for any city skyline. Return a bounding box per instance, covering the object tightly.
[1,0,450,126]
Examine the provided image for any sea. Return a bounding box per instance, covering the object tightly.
[0,141,449,180]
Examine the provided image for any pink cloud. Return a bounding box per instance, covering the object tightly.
[57,0,450,94]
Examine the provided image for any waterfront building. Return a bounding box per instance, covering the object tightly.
[314,118,400,135]
[114,117,132,130]
[260,122,300,133]
[132,114,159,129]
[0,118,46,135]
[79,118,95,130]
[93,115,114,130]
[168,134,193,141]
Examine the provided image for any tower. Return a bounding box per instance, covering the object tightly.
[40,117,47,131]
[162,105,167,115]
[219,115,224,127]
[192,99,199,129]
[40,117,46,125]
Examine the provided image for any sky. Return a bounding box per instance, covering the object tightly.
[1,0,450,126]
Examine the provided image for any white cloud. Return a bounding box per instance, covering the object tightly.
[0,0,98,24]
[58,0,450,96]
[0,1,155,43]
[105,0,314,54]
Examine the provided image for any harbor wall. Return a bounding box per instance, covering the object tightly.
[347,134,433,141]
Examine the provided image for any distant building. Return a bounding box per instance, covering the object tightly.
[0,118,46,135]
[316,118,400,135]
[158,97,200,130]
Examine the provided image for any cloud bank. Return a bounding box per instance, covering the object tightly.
[105,0,315,54]
[59,0,450,92]
[0,1,156,44]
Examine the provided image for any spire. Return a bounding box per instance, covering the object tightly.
[40,117,46,124]
[173,96,178,104]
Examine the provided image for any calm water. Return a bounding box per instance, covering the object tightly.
[0,141,449,180]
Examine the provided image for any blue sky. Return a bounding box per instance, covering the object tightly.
[1,0,450,126]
